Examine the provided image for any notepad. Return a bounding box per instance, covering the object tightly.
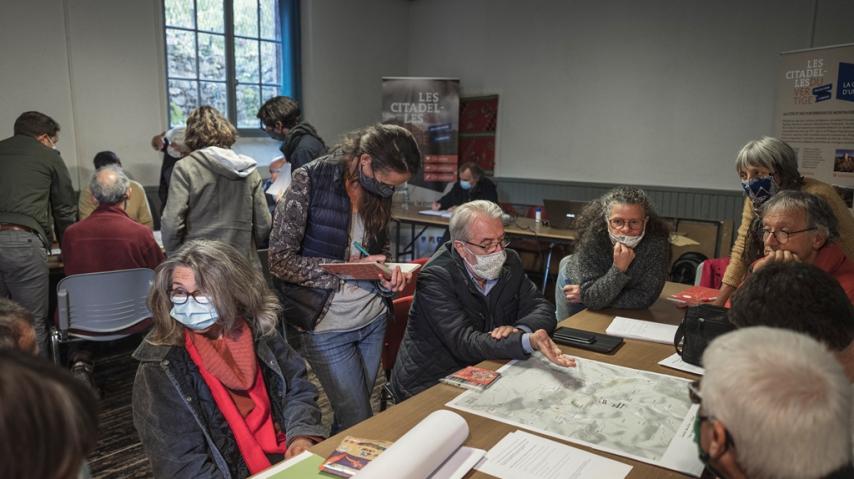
[476,430,632,479]
[418,209,453,218]
[320,262,422,281]
[605,316,678,345]
[658,353,705,375]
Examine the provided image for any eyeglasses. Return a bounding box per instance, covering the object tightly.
[169,289,211,305]
[608,218,645,230]
[761,227,817,244]
[462,238,511,252]
[688,379,702,404]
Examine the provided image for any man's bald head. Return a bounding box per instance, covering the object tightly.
[90,165,130,206]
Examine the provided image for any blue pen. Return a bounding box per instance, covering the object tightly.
[353,241,371,258]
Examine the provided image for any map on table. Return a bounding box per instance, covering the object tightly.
[446,354,704,476]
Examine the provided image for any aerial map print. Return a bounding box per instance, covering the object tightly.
[447,354,704,476]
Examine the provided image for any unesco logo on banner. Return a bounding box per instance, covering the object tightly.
[813,83,832,102]
[838,62,854,102]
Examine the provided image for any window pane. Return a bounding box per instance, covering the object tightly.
[166,29,197,79]
[198,33,226,81]
[200,81,228,114]
[197,0,224,33]
[164,0,194,28]
[236,84,260,128]
[259,0,278,40]
[234,38,259,83]
[169,79,199,128]
[233,0,259,38]
[262,86,279,104]
[260,41,280,85]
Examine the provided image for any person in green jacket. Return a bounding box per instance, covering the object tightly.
[0,111,77,357]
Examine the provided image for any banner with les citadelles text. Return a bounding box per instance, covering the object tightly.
[382,77,460,192]
[775,43,854,209]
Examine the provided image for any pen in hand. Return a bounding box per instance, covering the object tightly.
[353,241,371,258]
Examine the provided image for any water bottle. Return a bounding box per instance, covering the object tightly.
[535,207,542,224]
[402,182,410,208]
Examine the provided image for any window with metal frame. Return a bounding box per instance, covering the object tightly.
[162,0,299,132]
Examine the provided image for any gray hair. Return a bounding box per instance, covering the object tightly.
[702,327,851,479]
[761,190,839,242]
[90,165,129,205]
[449,200,504,242]
[146,240,280,346]
[0,298,34,353]
[600,186,654,219]
[735,136,803,189]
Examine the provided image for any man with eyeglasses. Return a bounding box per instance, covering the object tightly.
[390,200,575,401]
[691,327,852,479]
[0,111,77,357]
[749,190,854,301]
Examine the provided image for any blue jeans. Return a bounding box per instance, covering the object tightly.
[555,255,586,320]
[300,315,386,433]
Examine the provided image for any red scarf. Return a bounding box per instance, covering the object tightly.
[184,326,287,474]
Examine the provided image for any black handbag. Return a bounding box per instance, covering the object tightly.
[272,278,331,332]
[674,304,734,366]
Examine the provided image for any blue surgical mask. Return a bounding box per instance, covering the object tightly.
[741,175,777,208]
[170,296,219,330]
[460,179,472,190]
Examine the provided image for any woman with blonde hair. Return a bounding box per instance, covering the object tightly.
[132,240,324,478]
[161,106,271,267]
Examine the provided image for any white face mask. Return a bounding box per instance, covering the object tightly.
[463,247,506,280]
[608,228,646,248]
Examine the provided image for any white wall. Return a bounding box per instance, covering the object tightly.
[300,0,410,144]
[405,0,853,191]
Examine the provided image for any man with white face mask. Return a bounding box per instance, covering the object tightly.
[556,187,670,318]
[390,200,575,401]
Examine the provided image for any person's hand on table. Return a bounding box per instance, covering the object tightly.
[379,264,411,292]
[612,242,636,272]
[284,436,316,459]
[563,284,581,303]
[490,325,520,340]
[530,329,576,368]
[431,201,441,211]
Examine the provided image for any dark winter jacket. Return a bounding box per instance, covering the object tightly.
[437,176,498,210]
[390,243,555,400]
[132,331,325,479]
[280,122,327,171]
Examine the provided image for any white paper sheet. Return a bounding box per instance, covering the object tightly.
[265,162,292,199]
[658,353,705,375]
[418,209,453,218]
[428,446,485,479]
[605,316,678,345]
[353,410,477,479]
[476,430,632,479]
[152,230,163,249]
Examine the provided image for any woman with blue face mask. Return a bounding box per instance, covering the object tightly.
[715,136,854,306]
[132,240,326,478]
[555,187,672,318]
[267,124,422,434]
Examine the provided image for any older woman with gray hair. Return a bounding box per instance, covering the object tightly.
[716,136,854,306]
[132,240,324,478]
[556,186,670,318]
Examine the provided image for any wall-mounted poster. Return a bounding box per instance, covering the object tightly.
[775,43,854,209]
[382,77,460,192]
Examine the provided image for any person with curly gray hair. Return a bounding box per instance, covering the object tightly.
[555,186,670,318]
[132,240,325,478]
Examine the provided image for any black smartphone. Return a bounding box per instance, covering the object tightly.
[552,327,624,354]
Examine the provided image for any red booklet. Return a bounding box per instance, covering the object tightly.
[666,286,719,306]
[439,366,501,391]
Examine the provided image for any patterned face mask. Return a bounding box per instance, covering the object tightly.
[358,164,395,198]
[464,247,506,280]
[741,175,777,208]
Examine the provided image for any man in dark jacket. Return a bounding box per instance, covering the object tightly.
[257,96,327,171]
[432,162,498,211]
[390,200,575,400]
[0,111,77,356]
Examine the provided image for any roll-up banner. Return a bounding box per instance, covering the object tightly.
[775,43,854,208]
[382,77,460,192]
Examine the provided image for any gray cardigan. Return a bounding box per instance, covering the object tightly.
[565,232,670,310]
